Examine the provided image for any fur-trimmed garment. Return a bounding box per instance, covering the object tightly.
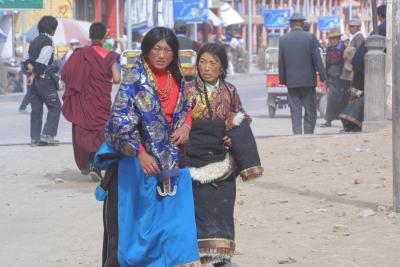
[185,78,263,265]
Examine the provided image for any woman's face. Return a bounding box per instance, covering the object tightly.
[147,39,174,70]
[198,52,222,85]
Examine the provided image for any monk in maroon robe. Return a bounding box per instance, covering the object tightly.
[61,22,121,180]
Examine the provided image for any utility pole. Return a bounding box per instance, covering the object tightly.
[386,0,393,119]
[392,0,400,212]
[371,0,378,34]
[127,0,132,50]
[349,0,352,21]
[247,0,253,73]
[22,11,27,94]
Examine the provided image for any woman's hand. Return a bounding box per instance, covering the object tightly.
[138,151,160,176]
[171,125,190,146]
[223,136,232,148]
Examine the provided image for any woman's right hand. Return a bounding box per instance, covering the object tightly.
[138,151,160,176]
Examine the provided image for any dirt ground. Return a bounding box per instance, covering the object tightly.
[1,122,399,267]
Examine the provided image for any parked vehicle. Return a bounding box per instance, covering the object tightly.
[264,47,327,118]
[120,49,197,80]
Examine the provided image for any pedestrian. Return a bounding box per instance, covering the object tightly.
[61,22,120,181]
[339,8,387,132]
[59,38,81,71]
[23,16,61,146]
[340,18,365,82]
[339,41,366,132]
[278,13,327,135]
[377,4,387,36]
[92,27,201,267]
[185,42,263,267]
[173,20,201,52]
[320,28,350,127]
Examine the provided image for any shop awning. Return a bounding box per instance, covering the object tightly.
[220,3,245,26]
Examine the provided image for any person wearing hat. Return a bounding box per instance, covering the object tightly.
[278,12,327,135]
[340,18,365,81]
[173,20,201,52]
[59,38,82,71]
[320,28,350,127]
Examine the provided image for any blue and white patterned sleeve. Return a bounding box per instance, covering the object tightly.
[105,83,142,157]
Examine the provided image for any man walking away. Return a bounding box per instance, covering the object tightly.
[278,13,327,135]
[173,20,201,52]
[24,16,61,146]
[61,22,120,181]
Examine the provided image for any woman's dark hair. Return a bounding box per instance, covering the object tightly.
[195,42,229,119]
[196,42,228,81]
[38,16,58,35]
[89,22,107,40]
[141,27,183,82]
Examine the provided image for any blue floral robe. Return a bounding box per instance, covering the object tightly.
[94,56,201,267]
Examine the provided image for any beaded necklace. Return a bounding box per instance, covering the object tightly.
[155,71,173,108]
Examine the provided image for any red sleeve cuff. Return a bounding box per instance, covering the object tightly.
[138,144,145,154]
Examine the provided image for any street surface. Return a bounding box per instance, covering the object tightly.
[1,72,399,267]
[0,70,340,146]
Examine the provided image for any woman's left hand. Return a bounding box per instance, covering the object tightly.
[223,136,232,148]
[171,125,190,146]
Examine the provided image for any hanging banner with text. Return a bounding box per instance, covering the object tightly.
[318,16,341,32]
[263,9,291,29]
[173,0,208,23]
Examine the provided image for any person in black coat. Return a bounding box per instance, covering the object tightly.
[278,13,327,134]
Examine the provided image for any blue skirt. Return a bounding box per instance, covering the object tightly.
[94,144,201,267]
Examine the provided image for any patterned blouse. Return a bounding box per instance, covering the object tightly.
[186,78,250,122]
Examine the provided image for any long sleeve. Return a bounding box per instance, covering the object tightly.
[105,84,142,157]
[278,41,286,85]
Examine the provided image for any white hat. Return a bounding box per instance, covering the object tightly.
[69,38,80,44]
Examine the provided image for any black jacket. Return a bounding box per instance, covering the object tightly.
[279,28,327,88]
[24,33,55,75]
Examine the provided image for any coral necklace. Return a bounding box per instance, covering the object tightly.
[156,71,173,107]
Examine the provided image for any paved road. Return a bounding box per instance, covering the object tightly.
[228,72,342,137]
[0,71,342,145]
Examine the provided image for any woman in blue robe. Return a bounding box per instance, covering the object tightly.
[94,27,201,267]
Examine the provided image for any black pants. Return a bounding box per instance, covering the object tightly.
[19,88,31,109]
[30,75,61,141]
[287,87,317,135]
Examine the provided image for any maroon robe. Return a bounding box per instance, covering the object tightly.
[61,45,118,171]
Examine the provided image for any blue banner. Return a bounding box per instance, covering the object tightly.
[318,16,341,32]
[173,0,208,23]
[263,9,291,29]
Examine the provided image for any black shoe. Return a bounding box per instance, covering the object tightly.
[320,121,332,127]
[40,135,60,145]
